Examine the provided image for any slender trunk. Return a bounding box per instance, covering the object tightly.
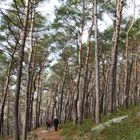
[29,41,37,130]
[0,54,14,136]
[59,62,68,123]
[0,39,17,136]
[7,98,10,135]
[35,63,45,128]
[124,41,129,108]
[84,70,93,118]
[94,0,100,124]
[31,73,38,128]
[22,1,35,139]
[100,60,108,115]
[79,3,94,123]
[108,0,124,113]
[74,69,81,124]
[124,2,135,108]
[79,29,93,123]
[38,79,42,127]
[13,0,29,139]
[133,50,138,104]
[73,31,83,124]
[126,59,133,106]
[35,76,40,128]
[73,2,86,123]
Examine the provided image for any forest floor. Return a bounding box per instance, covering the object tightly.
[32,127,63,140]
[3,105,140,140]
[3,127,63,140]
[58,106,140,140]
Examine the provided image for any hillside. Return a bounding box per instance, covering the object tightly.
[60,106,140,140]
[2,106,140,140]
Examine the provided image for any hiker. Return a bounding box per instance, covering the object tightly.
[46,119,51,132]
[53,116,59,131]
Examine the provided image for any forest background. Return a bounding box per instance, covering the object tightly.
[1,0,140,140]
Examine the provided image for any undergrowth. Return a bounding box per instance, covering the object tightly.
[60,105,140,140]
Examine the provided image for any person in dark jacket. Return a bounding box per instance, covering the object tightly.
[53,116,59,131]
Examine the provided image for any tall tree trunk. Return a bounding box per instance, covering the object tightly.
[38,79,43,127]
[73,1,87,124]
[59,54,68,123]
[133,49,138,104]
[0,46,16,136]
[79,17,94,124]
[84,70,93,118]
[100,59,108,115]
[13,0,29,139]
[35,63,45,128]
[6,98,10,135]
[35,76,40,128]
[22,0,35,139]
[124,1,135,108]
[94,0,100,124]
[108,0,124,113]
[0,63,12,136]
[73,31,83,124]
[29,40,37,130]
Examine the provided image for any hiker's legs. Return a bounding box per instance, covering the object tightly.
[55,125,58,131]
[47,125,51,132]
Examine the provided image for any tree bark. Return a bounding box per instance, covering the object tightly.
[13,0,29,139]
[108,0,124,113]
[35,63,45,128]
[29,40,37,130]
[124,2,135,108]
[0,45,16,136]
[22,0,35,139]
[73,31,83,124]
[94,0,100,124]
[79,2,94,123]
[59,53,68,123]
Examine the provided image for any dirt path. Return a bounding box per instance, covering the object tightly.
[34,127,63,140]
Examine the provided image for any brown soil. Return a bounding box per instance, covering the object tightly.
[4,127,63,140]
[34,127,63,140]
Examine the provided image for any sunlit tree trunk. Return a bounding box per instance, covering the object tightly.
[13,0,30,139]
[35,63,45,128]
[79,1,95,123]
[100,58,109,115]
[22,0,35,139]
[35,75,40,128]
[94,0,100,124]
[84,70,93,118]
[133,49,139,104]
[124,1,135,108]
[6,97,10,135]
[73,31,83,124]
[108,0,124,113]
[59,51,69,123]
[29,41,37,130]
[0,44,16,136]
